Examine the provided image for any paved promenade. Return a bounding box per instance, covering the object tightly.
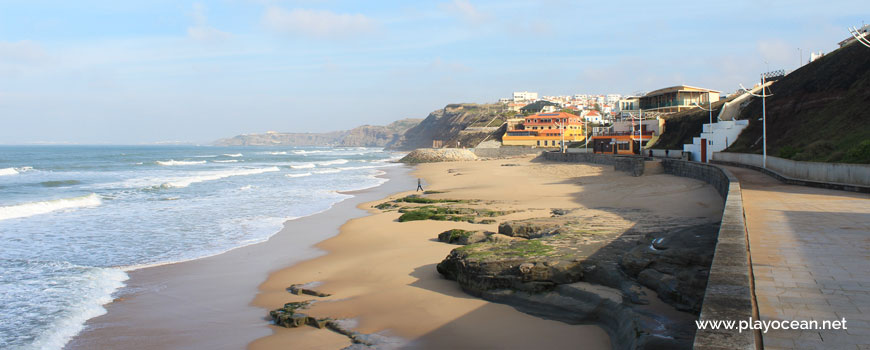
[726,167,870,350]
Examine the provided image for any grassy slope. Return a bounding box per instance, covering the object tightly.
[725,42,870,163]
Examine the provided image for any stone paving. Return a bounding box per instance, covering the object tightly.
[726,167,870,350]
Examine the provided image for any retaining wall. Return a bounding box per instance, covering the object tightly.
[713,152,870,192]
[542,151,645,176]
[661,159,760,350]
[471,146,545,158]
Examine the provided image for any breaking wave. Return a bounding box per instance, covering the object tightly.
[0,194,102,221]
[156,160,206,166]
[289,163,315,169]
[285,172,312,178]
[159,167,280,189]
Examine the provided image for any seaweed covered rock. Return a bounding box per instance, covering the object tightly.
[437,229,489,245]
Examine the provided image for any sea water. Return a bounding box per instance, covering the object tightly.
[0,145,403,350]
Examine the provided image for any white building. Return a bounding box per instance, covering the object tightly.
[582,110,604,124]
[683,120,749,162]
[605,94,621,105]
[513,91,539,102]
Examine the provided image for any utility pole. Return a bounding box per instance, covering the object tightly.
[740,72,775,168]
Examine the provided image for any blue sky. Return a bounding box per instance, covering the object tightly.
[0,0,867,144]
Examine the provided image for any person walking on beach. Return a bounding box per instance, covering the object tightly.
[416,178,424,192]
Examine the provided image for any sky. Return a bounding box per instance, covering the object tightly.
[0,0,868,144]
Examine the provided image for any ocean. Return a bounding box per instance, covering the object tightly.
[0,145,404,350]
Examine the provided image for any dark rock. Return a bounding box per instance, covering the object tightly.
[437,229,489,245]
[619,223,719,313]
[288,284,331,297]
[497,219,564,239]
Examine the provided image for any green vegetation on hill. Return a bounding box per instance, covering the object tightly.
[726,42,870,163]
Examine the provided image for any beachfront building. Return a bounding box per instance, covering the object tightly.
[513,91,538,103]
[502,112,586,148]
[615,96,640,119]
[639,85,720,114]
[588,118,662,155]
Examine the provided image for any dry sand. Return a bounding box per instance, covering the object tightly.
[252,155,724,349]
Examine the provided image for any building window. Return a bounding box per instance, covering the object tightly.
[537,140,540,146]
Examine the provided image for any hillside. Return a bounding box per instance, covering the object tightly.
[213,118,422,147]
[725,41,870,163]
[386,103,509,150]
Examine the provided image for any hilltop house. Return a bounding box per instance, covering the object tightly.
[582,110,604,124]
[502,112,586,148]
[639,85,720,114]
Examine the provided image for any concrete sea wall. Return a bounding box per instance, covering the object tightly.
[713,152,870,192]
[471,146,545,158]
[661,159,760,350]
[542,151,646,177]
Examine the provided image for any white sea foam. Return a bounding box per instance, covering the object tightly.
[159,167,280,189]
[293,150,331,155]
[0,193,102,221]
[265,151,287,155]
[156,160,206,166]
[23,265,128,350]
[223,153,243,157]
[285,172,312,178]
[316,159,349,166]
[193,155,217,158]
[290,163,316,169]
[314,169,341,174]
[213,160,239,163]
[0,167,19,176]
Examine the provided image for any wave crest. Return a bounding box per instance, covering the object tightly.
[156,160,206,166]
[159,167,280,189]
[0,193,102,221]
[285,172,312,178]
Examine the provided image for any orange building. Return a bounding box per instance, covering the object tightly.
[502,112,586,148]
[589,119,656,155]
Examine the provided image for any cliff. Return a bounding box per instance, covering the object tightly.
[213,119,421,147]
[387,103,509,150]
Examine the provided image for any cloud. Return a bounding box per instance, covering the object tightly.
[442,0,489,23]
[0,40,47,64]
[262,7,376,39]
[187,3,230,42]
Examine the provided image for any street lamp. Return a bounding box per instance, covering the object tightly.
[740,76,774,168]
[848,26,870,48]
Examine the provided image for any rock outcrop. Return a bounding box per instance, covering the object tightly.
[387,104,507,150]
[399,148,478,163]
[213,119,421,147]
[436,210,720,350]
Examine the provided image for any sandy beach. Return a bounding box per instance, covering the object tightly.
[251,155,724,349]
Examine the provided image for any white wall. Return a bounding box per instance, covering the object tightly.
[684,120,749,162]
